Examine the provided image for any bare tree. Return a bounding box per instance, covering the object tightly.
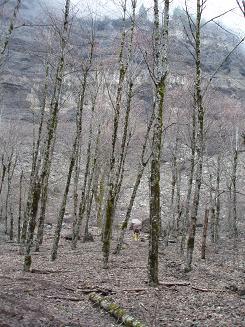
[23,0,71,272]
[0,0,22,59]
[102,0,137,269]
[148,0,170,286]
[185,0,205,272]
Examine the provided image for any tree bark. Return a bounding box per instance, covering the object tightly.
[114,112,154,255]
[148,0,170,286]
[102,0,136,268]
[23,0,71,271]
[185,0,205,272]
[201,208,209,259]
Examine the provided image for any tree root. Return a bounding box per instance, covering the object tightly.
[89,292,145,327]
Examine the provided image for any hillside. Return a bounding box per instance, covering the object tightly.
[0,1,244,119]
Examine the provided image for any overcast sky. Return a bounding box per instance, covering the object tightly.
[68,0,244,34]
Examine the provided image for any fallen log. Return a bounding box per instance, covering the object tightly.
[89,292,145,327]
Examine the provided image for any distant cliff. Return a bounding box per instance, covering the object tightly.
[0,1,244,120]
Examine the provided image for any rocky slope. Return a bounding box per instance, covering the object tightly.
[0,1,244,119]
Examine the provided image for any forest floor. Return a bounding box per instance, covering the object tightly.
[0,226,244,327]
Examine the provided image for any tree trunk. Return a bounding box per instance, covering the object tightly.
[17,171,23,243]
[231,148,238,238]
[185,0,204,272]
[214,155,221,242]
[114,112,154,255]
[201,208,209,259]
[0,0,22,58]
[23,0,71,270]
[148,0,169,286]
[180,106,196,254]
[102,1,136,268]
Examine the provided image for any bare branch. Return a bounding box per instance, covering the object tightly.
[201,8,236,28]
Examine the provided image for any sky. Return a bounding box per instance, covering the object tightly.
[68,0,244,34]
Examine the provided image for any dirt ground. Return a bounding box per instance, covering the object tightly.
[0,227,244,327]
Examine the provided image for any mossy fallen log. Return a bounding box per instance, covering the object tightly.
[89,292,145,327]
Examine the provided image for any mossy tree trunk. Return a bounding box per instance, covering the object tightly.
[148,0,170,286]
[20,62,49,251]
[51,43,95,259]
[231,145,238,238]
[23,0,71,271]
[114,112,154,255]
[201,208,209,259]
[185,0,205,272]
[0,156,6,197]
[214,154,221,242]
[83,128,101,242]
[180,106,196,254]
[71,71,98,250]
[102,0,137,269]
[94,172,105,228]
[17,170,23,243]
[5,152,17,236]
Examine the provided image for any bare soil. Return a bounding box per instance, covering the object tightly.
[0,228,244,327]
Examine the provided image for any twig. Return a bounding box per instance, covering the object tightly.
[45,295,84,302]
[30,269,73,274]
[159,281,190,286]
[121,288,149,292]
[191,286,226,292]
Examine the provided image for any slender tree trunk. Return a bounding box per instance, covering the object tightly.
[231,148,238,238]
[95,173,105,228]
[0,0,22,58]
[23,0,71,271]
[201,208,209,259]
[23,180,41,271]
[0,157,6,197]
[83,128,101,242]
[9,203,14,240]
[175,169,182,238]
[71,80,97,250]
[17,171,23,243]
[214,154,221,242]
[227,183,232,237]
[180,107,196,254]
[148,0,169,286]
[5,154,17,236]
[210,206,215,243]
[102,0,136,268]
[185,0,205,272]
[114,112,154,255]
